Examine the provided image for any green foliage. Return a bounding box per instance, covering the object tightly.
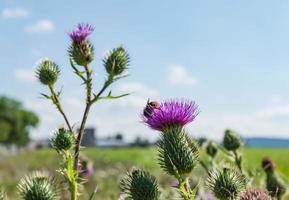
[0,188,6,200]
[69,40,94,66]
[206,141,218,158]
[207,167,246,200]
[18,171,59,200]
[51,128,74,152]
[120,168,159,200]
[223,129,243,151]
[158,126,199,177]
[36,59,60,86]
[0,96,39,145]
[103,46,130,78]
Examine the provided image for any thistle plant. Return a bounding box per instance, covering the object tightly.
[262,157,286,200]
[18,171,58,200]
[35,23,130,200]
[223,129,243,173]
[143,100,199,199]
[239,188,272,200]
[207,167,246,200]
[205,141,218,159]
[120,169,160,200]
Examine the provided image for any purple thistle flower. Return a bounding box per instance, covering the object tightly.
[69,23,94,42]
[142,99,199,131]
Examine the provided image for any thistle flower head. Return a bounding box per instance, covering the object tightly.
[223,129,242,151]
[69,23,94,43]
[51,128,74,152]
[206,141,218,158]
[142,99,199,131]
[207,167,246,200]
[239,188,272,200]
[158,126,199,177]
[18,171,58,200]
[36,58,60,86]
[120,168,159,200]
[262,157,275,173]
[103,46,130,77]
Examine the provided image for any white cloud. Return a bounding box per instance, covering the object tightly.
[15,68,36,82]
[167,65,199,86]
[1,8,29,18]
[25,20,54,33]
[255,105,289,119]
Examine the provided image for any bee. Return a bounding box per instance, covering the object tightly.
[143,99,160,118]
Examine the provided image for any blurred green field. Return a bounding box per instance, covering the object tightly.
[0,147,288,199]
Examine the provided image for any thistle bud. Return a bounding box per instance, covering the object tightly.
[103,46,129,77]
[69,40,94,66]
[158,126,199,177]
[120,168,159,200]
[206,141,218,158]
[18,171,58,200]
[223,129,242,151]
[262,157,275,173]
[207,167,246,200]
[51,128,74,152]
[239,189,272,200]
[262,157,286,199]
[36,59,60,86]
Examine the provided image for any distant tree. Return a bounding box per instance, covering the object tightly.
[132,136,150,147]
[115,132,123,141]
[0,96,39,145]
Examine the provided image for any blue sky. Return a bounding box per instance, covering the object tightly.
[2,0,289,141]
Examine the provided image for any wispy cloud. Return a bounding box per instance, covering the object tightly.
[255,105,289,119]
[25,20,54,33]
[167,64,199,86]
[14,68,36,82]
[1,8,29,18]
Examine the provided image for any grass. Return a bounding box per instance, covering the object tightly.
[0,147,288,199]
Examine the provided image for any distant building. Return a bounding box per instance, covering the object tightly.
[79,128,97,147]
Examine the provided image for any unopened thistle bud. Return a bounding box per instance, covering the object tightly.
[158,126,199,177]
[36,59,60,86]
[223,129,242,151]
[69,23,94,66]
[239,188,272,200]
[51,128,74,152]
[206,141,218,158]
[103,46,129,77]
[207,167,246,200]
[120,169,159,200]
[18,171,58,200]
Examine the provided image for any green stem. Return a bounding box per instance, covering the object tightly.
[178,177,194,200]
[48,85,73,134]
[66,152,78,200]
[74,65,92,170]
[233,150,242,173]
